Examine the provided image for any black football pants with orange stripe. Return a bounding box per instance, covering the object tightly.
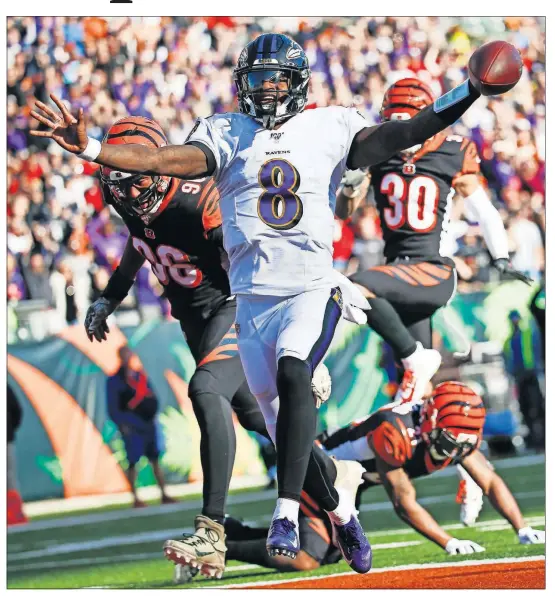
[350,258,456,358]
[180,298,269,524]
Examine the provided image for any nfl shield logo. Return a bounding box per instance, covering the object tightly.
[402,163,416,175]
[144,228,155,239]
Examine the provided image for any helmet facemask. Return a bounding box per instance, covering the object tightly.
[419,381,485,464]
[424,427,479,463]
[235,67,309,129]
[100,168,169,221]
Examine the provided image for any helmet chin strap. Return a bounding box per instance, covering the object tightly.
[262,113,276,130]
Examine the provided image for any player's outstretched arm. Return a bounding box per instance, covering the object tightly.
[456,176,532,284]
[349,41,522,170]
[348,80,480,170]
[30,94,212,179]
[377,459,485,554]
[460,451,543,543]
[376,459,452,548]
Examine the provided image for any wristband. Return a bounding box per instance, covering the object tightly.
[434,80,471,113]
[78,137,102,162]
[101,267,135,302]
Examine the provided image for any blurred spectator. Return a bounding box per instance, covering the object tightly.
[351,204,384,271]
[6,16,545,341]
[50,257,89,327]
[332,218,355,273]
[22,252,53,304]
[86,208,128,271]
[503,311,544,451]
[7,252,27,303]
[529,281,545,362]
[507,206,544,282]
[7,384,27,525]
[106,346,176,508]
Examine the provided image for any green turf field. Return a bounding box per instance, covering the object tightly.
[7,455,545,589]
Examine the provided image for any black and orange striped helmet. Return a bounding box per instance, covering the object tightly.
[99,117,170,218]
[420,382,486,462]
[381,78,435,121]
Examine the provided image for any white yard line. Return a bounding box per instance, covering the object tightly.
[8,557,260,574]
[8,542,427,574]
[213,555,545,589]
[8,511,544,566]
[9,489,277,535]
[9,482,544,537]
[8,527,194,561]
[8,542,425,574]
[13,454,544,532]
[21,475,270,519]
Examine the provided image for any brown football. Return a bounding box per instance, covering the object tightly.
[468,41,523,96]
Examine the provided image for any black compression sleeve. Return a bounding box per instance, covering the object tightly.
[187,141,217,177]
[347,80,481,170]
[101,266,135,302]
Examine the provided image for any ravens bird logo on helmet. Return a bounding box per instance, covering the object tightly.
[233,34,311,130]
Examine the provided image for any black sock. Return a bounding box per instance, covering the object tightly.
[189,374,236,523]
[227,538,290,569]
[275,356,317,502]
[303,446,339,511]
[366,297,417,359]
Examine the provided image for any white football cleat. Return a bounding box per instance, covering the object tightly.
[395,343,442,405]
[456,465,484,526]
[164,515,226,579]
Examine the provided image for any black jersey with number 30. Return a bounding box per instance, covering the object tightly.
[108,177,231,321]
[369,133,481,262]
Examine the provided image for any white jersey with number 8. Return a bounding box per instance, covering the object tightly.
[186,107,368,296]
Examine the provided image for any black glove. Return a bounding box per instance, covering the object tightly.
[493,258,533,285]
[84,297,120,342]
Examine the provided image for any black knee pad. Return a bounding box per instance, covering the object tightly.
[277,356,312,403]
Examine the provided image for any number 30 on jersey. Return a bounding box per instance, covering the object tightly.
[381,173,439,232]
[257,159,303,230]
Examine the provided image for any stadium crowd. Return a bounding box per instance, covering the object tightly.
[7,16,545,342]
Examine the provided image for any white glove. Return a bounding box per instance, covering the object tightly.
[312,363,332,409]
[341,169,367,193]
[445,538,485,555]
[518,526,545,545]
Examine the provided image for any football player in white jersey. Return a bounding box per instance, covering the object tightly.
[31,33,518,574]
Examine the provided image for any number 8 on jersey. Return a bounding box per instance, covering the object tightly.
[257,159,303,230]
